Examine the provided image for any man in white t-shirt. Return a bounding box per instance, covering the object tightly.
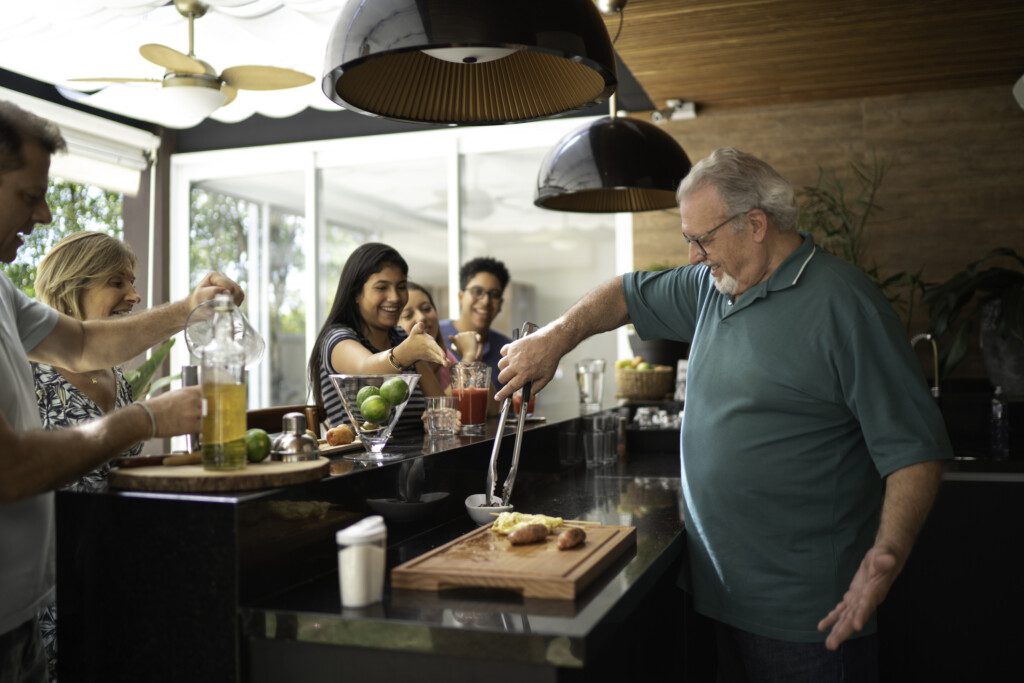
[0,100,244,681]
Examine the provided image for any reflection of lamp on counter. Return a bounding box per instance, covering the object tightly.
[365,458,450,523]
[446,608,531,633]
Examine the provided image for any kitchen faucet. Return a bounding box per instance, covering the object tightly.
[910,333,940,398]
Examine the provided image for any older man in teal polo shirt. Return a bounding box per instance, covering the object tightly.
[496,148,951,681]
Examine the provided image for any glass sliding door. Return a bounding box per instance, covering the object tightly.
[318,157,448,323]
[170,117,624,413]
[459,148,618,413]
[189,170,307,408]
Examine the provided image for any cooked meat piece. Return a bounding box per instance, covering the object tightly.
[507,523,549,545]
[556,527,586,550]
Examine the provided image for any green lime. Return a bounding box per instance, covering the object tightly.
[361,421,381,432]
[379,376,410,405]
[636,362,652,371]
[356,385,380,406]
[244,428,271,463]
[360,395,390,423]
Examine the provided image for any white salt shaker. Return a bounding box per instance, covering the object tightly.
[336,515,387,608]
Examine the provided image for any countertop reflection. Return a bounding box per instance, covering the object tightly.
[241,452,685,668]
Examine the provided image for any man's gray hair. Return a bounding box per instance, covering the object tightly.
[676,148,798,232]
[0,100,67,173]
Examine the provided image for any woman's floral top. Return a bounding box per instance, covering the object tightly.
[32,362,143,681]
[33,363,143,492]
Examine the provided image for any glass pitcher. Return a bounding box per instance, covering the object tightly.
[198,294,247,470]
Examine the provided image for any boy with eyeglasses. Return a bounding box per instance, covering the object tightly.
[440,257,511,396]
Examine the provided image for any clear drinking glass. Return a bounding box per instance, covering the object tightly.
[451,362,490,436]
[424,396,459,436]
[575,358,606,415]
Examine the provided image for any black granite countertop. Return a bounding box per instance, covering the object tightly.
[239,452,686,669]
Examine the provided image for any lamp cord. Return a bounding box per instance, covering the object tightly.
[612,10,624,45]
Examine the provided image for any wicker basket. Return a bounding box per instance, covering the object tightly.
[615,365,675,400]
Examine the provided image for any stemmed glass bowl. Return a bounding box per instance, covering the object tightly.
[329,373,420,462]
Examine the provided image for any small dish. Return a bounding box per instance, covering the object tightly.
[367,492,449,523]
[464,493,513,526]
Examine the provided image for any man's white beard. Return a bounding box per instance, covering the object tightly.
[713,271,739,296]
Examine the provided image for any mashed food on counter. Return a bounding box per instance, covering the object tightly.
[491,512,563,535]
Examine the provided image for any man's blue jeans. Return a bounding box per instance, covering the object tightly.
[0,617,46,683]
[714,620,879,683]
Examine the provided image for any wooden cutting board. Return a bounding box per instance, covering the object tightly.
[391,522,636,600]
[109,457,329,493]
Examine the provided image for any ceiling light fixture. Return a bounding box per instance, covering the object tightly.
[321,0,617,125]
[60,0,313,129]
[534,2,692,213]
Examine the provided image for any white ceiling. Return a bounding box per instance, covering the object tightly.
[0,0,346,126]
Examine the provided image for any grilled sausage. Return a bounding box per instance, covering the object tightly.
[556,526,586,550]
[508,523,549,545]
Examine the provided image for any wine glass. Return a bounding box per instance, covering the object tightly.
[329,373,420,462]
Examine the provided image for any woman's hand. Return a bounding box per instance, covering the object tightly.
[397,322,449,367]
[189,271,244,310]
[449,330,482,362]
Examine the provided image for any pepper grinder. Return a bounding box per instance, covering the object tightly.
[181,364,200,453]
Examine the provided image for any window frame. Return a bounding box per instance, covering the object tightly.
[169,117,634,408]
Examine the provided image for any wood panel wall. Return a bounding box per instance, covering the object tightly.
[632,85,1024,378]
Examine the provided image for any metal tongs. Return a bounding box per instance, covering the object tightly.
[485,322,538,506]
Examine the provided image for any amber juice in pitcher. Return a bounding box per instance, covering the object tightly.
[201,382,247,469]
[198,293,248,470]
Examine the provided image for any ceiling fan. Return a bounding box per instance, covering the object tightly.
[65,0,314,126]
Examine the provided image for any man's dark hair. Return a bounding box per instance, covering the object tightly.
[0,101,66,173]
[459,256,510,291]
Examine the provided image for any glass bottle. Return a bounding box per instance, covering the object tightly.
[199,293,247,470]
[991,385,1010,460]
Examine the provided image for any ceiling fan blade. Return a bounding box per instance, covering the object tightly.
[220,66,314,91]
[221,84,238,106]
[67,77,162,84]
[139,43,206,75]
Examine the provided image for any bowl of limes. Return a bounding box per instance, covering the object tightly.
[329,373,420,462]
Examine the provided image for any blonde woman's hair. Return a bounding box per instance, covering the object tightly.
[35,231,137,319]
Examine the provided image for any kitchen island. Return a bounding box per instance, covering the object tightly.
[56,400,1022,681]
[55,410,691,682]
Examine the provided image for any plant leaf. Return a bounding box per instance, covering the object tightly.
[941,319,972,378]
[125,338,175,399]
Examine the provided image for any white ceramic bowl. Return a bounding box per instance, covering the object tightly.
[464,493,513,526]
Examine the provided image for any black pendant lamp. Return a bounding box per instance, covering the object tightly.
[321,0,617,125]
[534,104,692,212]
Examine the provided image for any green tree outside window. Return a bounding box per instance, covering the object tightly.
[0,178,123,296]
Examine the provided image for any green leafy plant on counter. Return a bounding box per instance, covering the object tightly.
[124,338,178,399]
[922,248,1024,378]
[797,155,924,331]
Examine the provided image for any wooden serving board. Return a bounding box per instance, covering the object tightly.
[316,441,364,456]
[391,522,636,600]
[109,457,329,493]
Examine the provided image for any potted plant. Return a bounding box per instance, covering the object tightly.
[923,248,1024,394]
[797,155,923,330]
[125,338,178,399]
